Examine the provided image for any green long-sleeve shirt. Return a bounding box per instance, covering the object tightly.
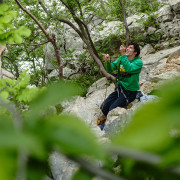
[104,55,143,91]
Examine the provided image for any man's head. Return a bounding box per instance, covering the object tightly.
[126,42,140,58]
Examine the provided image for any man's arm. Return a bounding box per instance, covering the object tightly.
[103,54,120,73]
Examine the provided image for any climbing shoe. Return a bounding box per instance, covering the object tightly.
[97,114,107,126]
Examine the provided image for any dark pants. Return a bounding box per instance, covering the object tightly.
[100,86,137,116]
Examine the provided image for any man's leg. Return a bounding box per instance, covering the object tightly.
[109,89,137,111]
[97,90,118,126]
[109,93,127,112]
[100,90,118,116]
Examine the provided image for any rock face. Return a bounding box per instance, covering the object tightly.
[140,45,180,93]
[49,152,78,180]
[157,1,180,45]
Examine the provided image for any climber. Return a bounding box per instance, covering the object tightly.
[97,42,143,129]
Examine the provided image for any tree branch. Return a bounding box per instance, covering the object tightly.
[119,0,130,46]
[71,156,126,180]
[38,0,115,82]
[11,41,49,46]
[109,145,180,176]
[14,0,51,41]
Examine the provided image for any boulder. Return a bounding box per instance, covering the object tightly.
[63,67,76,78]
[86,77,110,96]
[48,69,59,80]
[140,44,155,58]
[157,5,174,22]
[62,83,115,136]
[49,152,77,180]
[148,27,157,35]
[1,68,14,79]
[97,21,122,40]
[63,25,84,50]
[169,0,180,13]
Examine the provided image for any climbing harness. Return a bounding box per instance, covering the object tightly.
[116,85,129,105]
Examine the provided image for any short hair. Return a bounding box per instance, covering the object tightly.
[128,42,140,57]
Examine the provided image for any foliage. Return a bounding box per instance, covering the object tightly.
[107,0,124,21]
[143,14,159,29]
[1,76,180,179]
[96,34,122,57]
[126,0,161,15]
[0,79,106,180]
[0,70,41,107]
[0,4,31,44]
[107,0,162,21]
[1,1,180,179]
[111,78,180,179]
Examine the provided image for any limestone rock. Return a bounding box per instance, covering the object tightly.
[169,0,180,12]
[142,46,180,65]
[148,27,157,35]
[63,67,76,78]
[98,21,122,39]
[48,69,59,80]
[86,77,110,96]
[1,68,14,79]
[140,44,155,58]
[157,5,174,22]
[49,152,78,180]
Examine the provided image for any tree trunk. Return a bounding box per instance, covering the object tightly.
[51,33,63,78]
[12,62,19,79]
[14,0,63,79]
[119,0,130,47]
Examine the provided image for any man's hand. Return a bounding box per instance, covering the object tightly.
[120,45,126,56]
[103,54,110,62]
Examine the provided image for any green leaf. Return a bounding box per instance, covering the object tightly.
[6,10,17,18]
[0,4,9,14]
[26,81,81,123]
[0,130,45,159]
[161,144,180,167]
[17,87,39,103]
[13,33,23,43]
[7,36,14,44]
[0,91,9,102]
[17,26,31,37]
[0,15,13,23]
[0,149,17,180]
[72,169,93,180]
[112,101,171,152]
[47,114,105,159]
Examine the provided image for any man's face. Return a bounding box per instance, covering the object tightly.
[126,45,137,57]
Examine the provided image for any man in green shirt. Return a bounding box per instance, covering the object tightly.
[97,42,143,129]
